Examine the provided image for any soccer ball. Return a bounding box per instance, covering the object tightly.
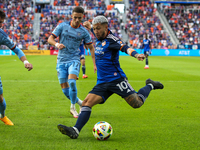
[93,121,113,141]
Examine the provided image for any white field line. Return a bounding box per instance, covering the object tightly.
[2,80,200,83]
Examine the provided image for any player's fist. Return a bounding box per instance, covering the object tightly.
[25,63,33,71]
[136,54,145,61]
[55,43,66,50]
[83,21,91,30]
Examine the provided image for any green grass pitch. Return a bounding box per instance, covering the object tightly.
[0,55,200,150]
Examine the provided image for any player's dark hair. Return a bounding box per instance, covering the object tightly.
[72,6,84,14]
[0,10,6,19]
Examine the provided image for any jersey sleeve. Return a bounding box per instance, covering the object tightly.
[52,23,63,38]
[0,33,25,59]
[109,38,138,57]
[1,33,16,50]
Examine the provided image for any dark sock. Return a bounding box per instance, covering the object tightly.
[74,106,91,132]
[82,66,86,74]
[137,85,152,102]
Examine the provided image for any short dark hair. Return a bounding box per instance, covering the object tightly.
[72,6,84,14]
[0,10,6,19]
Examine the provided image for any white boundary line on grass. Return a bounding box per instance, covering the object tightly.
[2,80,200,83]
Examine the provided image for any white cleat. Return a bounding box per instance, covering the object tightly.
[70,108,79,118]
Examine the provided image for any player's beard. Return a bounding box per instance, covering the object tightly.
[97,32,106,41]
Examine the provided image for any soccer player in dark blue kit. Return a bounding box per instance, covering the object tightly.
[141,33,151,69]
[57,16,164,139]
[0,10,33,125]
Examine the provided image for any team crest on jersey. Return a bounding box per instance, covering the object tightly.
[114,72,117,76]
[77,32,81,37]
[102,41,106,46]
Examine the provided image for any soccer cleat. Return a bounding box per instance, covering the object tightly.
[70,108,79,118]
[144,65,149,69]
[57,124,79,139]
[0,116,14,125]
[146,78,164,90]
[82,74,88,79]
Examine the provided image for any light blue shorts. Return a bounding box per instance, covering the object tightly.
[0,77,3,95]
[56,60,80,82]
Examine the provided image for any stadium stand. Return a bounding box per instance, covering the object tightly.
[0,0,35,50]
[2,0,199,50]
[163,5,200,46]
[126,0,174,49]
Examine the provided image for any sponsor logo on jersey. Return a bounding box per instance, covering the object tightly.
[95,47,104,54]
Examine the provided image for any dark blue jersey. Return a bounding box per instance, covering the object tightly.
[79,40,85,56]
[94,29,137,85]
[143,38,151,52]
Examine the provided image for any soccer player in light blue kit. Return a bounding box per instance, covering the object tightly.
[48,6,96,118]
[141,33,151,69]
[0,10,33,125]
[57,16,164,139]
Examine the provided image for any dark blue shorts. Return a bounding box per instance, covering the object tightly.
[89,78,136,103]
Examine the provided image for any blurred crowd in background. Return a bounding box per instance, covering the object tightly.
[0,0,199,50]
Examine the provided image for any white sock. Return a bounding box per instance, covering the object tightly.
[73,127,79,134]
[71,104,75,109]
[76,99,83,106]
[148,83,154,90]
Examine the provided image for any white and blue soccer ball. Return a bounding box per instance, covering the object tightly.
[93,121,113,141]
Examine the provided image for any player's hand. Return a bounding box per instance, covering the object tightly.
[55,43,66,50]
[94,65,97,73]
[25,63,33,71]
[83,21,92,30]
[136,54,145,61]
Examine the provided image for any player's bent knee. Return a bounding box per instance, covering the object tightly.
[124,94,143,109]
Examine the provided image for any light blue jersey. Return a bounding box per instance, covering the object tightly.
[52,21,92,63]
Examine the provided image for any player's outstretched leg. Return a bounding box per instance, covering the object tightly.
[57,124,79,139]
[146,78,164,90]
[135,78,164,104]
[0,98,14,125]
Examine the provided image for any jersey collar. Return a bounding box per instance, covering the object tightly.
[70,21,81,29]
